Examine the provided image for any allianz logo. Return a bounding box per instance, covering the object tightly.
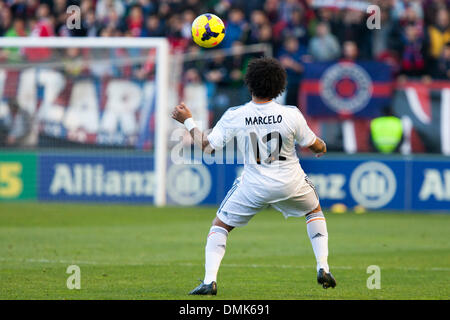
[350,161,397,209]
[167,164,211,205]
[419,169,450,201]
[310,161,396,209]
[49,164,155,196]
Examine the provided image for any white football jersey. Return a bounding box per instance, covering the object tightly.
[207,100,317,204]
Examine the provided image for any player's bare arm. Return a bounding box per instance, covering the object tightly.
[309,137,327,158]
[171,102,215,154]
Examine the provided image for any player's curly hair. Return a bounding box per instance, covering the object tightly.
[244,57,287,100]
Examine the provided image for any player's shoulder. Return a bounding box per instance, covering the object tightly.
[227,105,245,113]
[272,101,298,110]
[217,103,247,125]
[280,104,298,110]
[222,103,248,117]
[275,102,305,117]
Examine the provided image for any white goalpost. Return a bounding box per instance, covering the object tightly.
[0,37,170,206]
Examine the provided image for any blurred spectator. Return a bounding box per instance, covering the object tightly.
[308,22,341,62]
[308,7,334,36]
[96,0,125,24]
[137,0,156,17]
[227,41,247,85]
[6,0,31,19]
[372,7,396,59]
[433,41,450,79]
[89,47,114,77]
[54,0,68,16]
[157,1,171,23]
[263,0,279,23]
[246,10,269,44]
[236,0,264,18]
[4,99,33,147]
[181,10,196,40]
[134,47,156,79]
[204,52,229,86]
[183,0,205,14]
[222,8,247,48]
[83,9,101,37]
[342,40,359,61]
[278,0,303,23]
[333,9,371,59]
[0,101,9,147]
[166,13,183,38]
[397,1,424,26]
[0,17,27,62]
[24,3,54,62]
[63,47,85,77]
[392,0,423,21]
[426,8,450,61]
[183,44,206,72]
[31,3,54,37]
[257,23,273,46]
[127,5,144,37]
[283,8,308,47]
[214,0,232,17]
[183,68,209,131]
[400,24,425,76]
[142,14,164,37]
[278,36,306,105]
[103,7,124,32]
[55,7,72,36]
[80,0,95,14]
[0,5,13,36]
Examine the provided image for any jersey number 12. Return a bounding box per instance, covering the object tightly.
[249,131,286,164]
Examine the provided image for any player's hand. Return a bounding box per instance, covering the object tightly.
[171,102,192,124]
[315,142,327,158]
[309,137,327,157]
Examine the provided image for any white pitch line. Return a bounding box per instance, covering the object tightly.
[430,267,450,271]
[0,257,101,265]
[176,262,355,270]
[0,257,449,271]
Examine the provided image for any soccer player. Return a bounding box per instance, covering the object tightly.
[171,57,336,295]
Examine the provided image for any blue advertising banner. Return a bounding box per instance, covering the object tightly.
[301,158,407,210]
[35,152,449,211]
[38,153,155,203]
[166,156,449,212]
[410,160,450,210]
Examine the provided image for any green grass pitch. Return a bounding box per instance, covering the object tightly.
[0,202,449,300]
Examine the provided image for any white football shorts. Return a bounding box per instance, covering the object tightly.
[216,176,320,227]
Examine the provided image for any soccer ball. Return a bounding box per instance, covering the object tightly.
[191,13,225,48]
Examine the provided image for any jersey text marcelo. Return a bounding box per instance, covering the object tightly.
[245,115,282,126]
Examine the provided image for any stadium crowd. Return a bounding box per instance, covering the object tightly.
[0,0,449,150]
[0,0,448,79]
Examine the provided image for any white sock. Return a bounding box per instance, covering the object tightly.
[306,211,329,273]
[203,226,228,284]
